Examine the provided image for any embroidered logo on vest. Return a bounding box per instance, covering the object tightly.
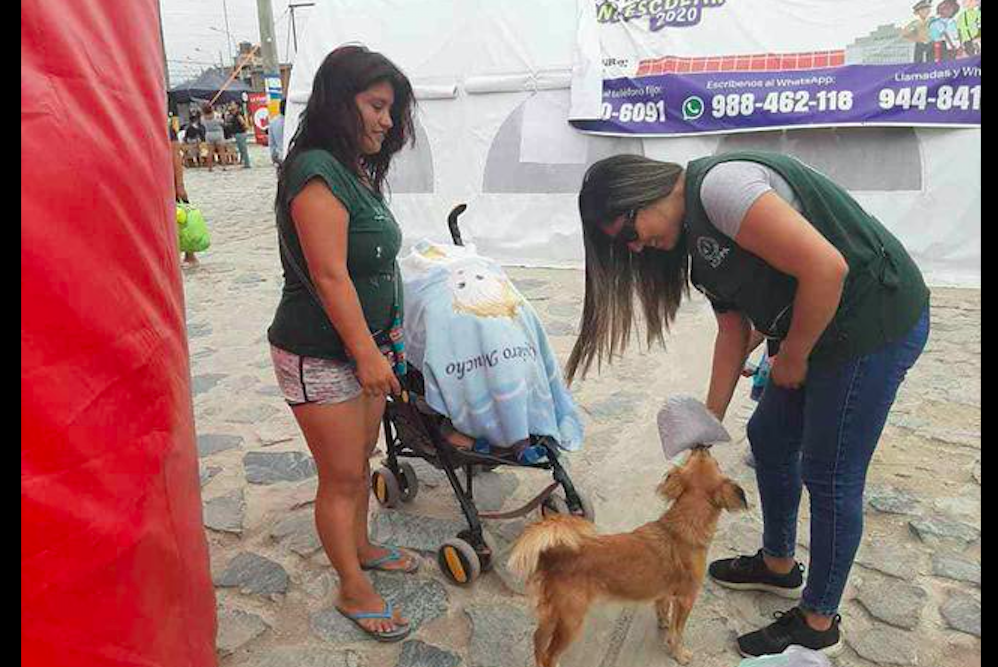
[697,236,730,269]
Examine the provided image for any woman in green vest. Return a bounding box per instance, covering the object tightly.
[957,0,981,56]
[267,45,416,642]
[567,152,930,658]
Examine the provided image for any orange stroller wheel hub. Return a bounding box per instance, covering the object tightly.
[444,547,467,583]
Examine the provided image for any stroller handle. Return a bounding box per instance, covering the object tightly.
[447,204,468,246]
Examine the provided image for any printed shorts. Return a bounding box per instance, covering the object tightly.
[270,345,363,406]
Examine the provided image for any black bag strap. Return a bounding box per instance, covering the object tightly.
[276,220,328,320]
[276,219,399,343]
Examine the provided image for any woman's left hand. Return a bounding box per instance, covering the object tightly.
[770,349,808,389]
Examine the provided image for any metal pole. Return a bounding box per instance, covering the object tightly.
[257,0,279,73]
[288,3,314,56]
[257,0,282,116]
[222,0,235,66]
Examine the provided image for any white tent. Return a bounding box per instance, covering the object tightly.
[286,0,981,287]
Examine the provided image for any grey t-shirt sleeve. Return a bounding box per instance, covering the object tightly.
[699,161,802,239]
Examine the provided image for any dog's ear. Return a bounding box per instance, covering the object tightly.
[714,480,748,511]
[657,469,685,501]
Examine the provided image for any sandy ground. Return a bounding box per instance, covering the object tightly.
[182,144,981,667]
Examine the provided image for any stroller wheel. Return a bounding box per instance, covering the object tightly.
[371,467,402,508]
[437,537,481,586]
[458,529,498,573]
[398,462,419,503]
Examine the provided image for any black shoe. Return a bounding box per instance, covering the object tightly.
[737,607,843,657]
[708,549,804,598]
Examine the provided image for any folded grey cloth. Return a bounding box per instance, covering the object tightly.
[657,395,731,459]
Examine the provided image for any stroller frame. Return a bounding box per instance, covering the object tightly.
[371,205,591,585]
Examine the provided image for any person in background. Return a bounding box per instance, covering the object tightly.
[169,117,207,268]
[902,0,935,63]
[169,119,188,204]
[222,103,235,140]
[269,98,287,169]
[227,101,252,169]
[930,0,962,60]
[168,112,181,139]
[183,112,205,167]
[957,0,981,55]
[183,111,205,142]
[201,104,226,172]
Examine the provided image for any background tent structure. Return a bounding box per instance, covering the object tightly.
[285,0,981,287]
[22,0,217,665]
[169,66,253,106]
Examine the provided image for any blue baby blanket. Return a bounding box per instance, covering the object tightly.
[399,241,583,451]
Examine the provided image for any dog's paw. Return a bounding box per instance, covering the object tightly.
[668,644,692,665]
[673,648,693,665]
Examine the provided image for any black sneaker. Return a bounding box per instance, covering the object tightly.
[737,607,843,657]
[708,549,804,598]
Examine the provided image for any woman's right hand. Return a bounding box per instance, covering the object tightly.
[355,347,401,397]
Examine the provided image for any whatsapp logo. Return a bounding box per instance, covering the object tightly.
[682,96,705,121]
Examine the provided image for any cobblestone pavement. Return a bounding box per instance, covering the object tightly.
[183,145,980,667]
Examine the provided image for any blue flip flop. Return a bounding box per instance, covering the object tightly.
[336,601,411,643]
[361,546,420,573]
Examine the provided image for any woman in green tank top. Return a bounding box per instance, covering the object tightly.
[567,153,930,658]
[266,45,417,642]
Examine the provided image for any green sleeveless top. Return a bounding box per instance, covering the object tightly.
[267,149,403,360]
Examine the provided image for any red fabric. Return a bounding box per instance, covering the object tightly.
[21,1,217,665]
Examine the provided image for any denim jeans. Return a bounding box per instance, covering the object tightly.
[235,132,251,167]
[747,306,930,616]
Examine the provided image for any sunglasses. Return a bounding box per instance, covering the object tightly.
[609,208,640,247]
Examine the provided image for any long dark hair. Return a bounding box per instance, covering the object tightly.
[277,44,415,210]
[564,155,690,384]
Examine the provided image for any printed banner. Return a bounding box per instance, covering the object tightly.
[570,0,982,135]
[248,92,270,145]
[265,75,284,119]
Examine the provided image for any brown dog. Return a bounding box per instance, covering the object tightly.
[509,447,748,666]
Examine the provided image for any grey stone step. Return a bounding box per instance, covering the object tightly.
[245,450,317,484]
[940,594,981,637]
[214,552,289,597]
[397,640,462,667]
[855,577,927,629]
[204,489,245,534]
[216,607,270,657]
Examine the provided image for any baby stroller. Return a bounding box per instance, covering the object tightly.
[370,204,594,586]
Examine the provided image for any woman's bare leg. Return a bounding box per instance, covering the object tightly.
[291,395,407,634]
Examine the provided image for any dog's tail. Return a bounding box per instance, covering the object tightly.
[508,514,597,579]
